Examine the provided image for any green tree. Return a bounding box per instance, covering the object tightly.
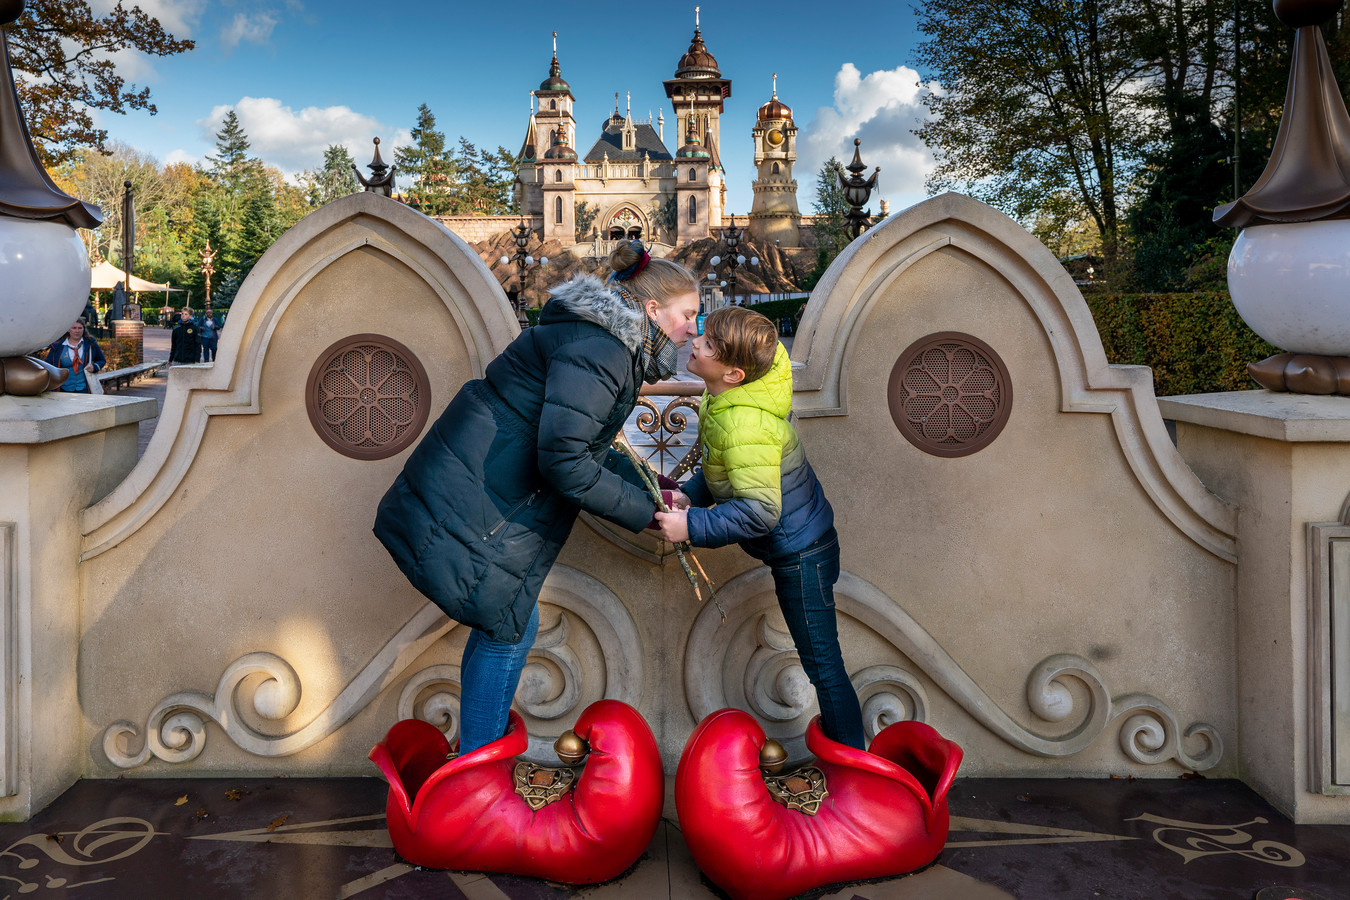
[394,104,456,215]
[7,0,194,166]
[914,0,1147,262]
[804,157,850,289]
[575,200,598,239]
[303,144,358,206]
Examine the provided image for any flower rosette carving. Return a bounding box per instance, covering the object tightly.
[305,334,430,461]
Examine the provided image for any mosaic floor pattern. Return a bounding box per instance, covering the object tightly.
[2,777,1346,899]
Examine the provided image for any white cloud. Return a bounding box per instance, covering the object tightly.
[88,0,203,37]
[199,97,410,178]
[221,11,280,50]
[799,63,940,213]
[163,148,201,168]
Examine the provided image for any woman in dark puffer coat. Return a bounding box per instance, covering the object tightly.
[374,240,699,752]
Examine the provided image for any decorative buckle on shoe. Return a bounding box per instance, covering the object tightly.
[763,766,828,816]
[513,762,577,810]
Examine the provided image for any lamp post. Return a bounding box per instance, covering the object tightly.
[0,0,103,395]
[707,222,759,307]
[500,220,547,326]
[200,241,216,312]
[838,138,880,239]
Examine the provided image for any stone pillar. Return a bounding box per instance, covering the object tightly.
[111,319,143,365]
[1160,392,1350,824]
[0,392,155,820]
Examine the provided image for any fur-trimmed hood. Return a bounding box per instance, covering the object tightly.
[541,275,645,353]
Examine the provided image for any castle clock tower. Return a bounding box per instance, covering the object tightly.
[749,75,800,247]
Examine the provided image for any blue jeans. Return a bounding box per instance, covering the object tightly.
[458,604,540,753]
[768,528,866,750]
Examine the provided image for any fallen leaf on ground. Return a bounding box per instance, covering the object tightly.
[266,815,289,832]
[224,789,242,801]
[174,795,188,806]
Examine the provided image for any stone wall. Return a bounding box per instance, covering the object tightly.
[57,191,1257,795]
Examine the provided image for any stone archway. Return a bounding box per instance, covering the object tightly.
[605,205,647,241]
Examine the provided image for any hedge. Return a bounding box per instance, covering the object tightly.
[1083,291,1275,396]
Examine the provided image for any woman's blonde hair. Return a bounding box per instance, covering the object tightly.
[607,240,697,307]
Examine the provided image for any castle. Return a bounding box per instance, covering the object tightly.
[512,20,803,252]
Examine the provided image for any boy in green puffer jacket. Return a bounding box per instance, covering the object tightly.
[656,307,865,749]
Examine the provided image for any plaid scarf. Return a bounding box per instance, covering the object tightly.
[615,286,679,384]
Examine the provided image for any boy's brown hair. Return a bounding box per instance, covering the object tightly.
[702,306,778,384]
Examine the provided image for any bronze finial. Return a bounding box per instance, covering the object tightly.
[352,137,395,197]
[1214,0,1350,226]
[0,0,102,228]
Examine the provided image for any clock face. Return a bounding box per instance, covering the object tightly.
[766,129,784,147]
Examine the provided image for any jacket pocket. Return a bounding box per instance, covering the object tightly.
[481,491,540,543]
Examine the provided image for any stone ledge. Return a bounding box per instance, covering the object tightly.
[1159,390,1350,442]
[0,393,157,444]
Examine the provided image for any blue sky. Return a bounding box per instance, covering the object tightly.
[85,1,937,215]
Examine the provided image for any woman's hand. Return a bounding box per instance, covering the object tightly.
[655,509,690,543]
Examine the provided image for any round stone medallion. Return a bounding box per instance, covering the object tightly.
[306,334,430,460]
[887,332,1012,458]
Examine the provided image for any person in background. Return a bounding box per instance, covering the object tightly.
[169,307,199,366]
[45,319,105,394]
[198,309,220,362]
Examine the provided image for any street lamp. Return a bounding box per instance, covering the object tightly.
[707,223,759,307]
[200,241,216,312]
[838,138,880,239]
[0,0,103,395]
[500,220,547,326]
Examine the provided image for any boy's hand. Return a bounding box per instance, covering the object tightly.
[655,509,690,543]
[667,490,691,510]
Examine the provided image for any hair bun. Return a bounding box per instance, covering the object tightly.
[609,239,651,282]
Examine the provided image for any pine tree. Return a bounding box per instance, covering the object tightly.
[306,145,358,206]
[394,104,456,215]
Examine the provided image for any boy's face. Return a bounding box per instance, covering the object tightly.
[687,333,742,393]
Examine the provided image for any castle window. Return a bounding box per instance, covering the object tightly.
[555,169,562,182]
[688,196,697,224]
[772,162,780,174]
[555,196,563,223]
[689,167,696,181]
[550,100,557,110]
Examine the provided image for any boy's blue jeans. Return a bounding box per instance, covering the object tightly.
[768,528,866,750]
[458,604,540,754]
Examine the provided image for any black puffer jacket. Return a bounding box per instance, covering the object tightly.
[374,276,655,642]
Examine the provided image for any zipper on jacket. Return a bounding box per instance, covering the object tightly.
[481,492,539,541]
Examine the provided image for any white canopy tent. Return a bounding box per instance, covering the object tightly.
[89,260,182,293]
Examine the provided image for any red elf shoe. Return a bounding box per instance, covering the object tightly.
[674,708,962,900]
[370,699,664,884]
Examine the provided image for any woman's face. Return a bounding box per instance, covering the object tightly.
[67,321,84,342]
[646,290,700,347]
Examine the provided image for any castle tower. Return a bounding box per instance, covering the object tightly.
[675,113,712,244]
[526,32,576,234]
[663,8,731,174]
[541,123,578,245]
[749,75,800,247]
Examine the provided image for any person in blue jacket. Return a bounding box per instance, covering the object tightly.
[374,240,699,753]
[45,319,105,393]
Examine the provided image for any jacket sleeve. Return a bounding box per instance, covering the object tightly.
[686,412,783,548]
[537,336,654,533]
[682,469,715,508]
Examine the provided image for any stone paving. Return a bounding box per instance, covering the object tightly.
[4,775,1346,899]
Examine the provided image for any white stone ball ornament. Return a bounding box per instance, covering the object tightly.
[1227,220,1350,356]
[0,217,92,356]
